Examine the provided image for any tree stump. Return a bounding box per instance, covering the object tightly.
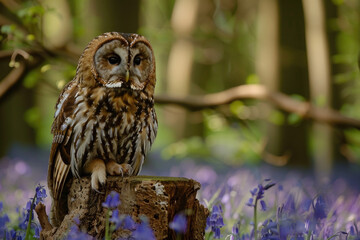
[38,176,209,239]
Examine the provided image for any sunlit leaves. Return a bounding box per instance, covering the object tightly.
[23,70,40,88]
[1,24,17,35]
[17,4,45,26]
[269,110,285,126]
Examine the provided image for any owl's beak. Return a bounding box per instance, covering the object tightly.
[125,70,130,82]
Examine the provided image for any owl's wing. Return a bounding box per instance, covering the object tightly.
[48,80,78,224]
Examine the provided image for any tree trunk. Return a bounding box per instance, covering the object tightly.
[257,0,310,166]
[165,0,200,139]
[302,0,333,179]
[38,176,209,240]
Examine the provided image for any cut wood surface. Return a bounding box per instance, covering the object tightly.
[38,176,209,240]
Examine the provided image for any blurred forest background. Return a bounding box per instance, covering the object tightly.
[0,0,360,179]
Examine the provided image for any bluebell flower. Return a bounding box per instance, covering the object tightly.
[206,204,224,239]
[0,213,10,229]
[278,217,305,240]
[349,226,356,236]
[283,195,296,215]
[0,207,10,239]
[169,213,187,234]
[241,233,251,240]
[299,198,311,213]
[34,226,41,239]
[230,223,241,240]
[35,184,47,205]
[20,200,33,228]
[313,195,327,220]
[5,229,16,240]
[18,209,28,230]
[246,198,254,207]
[260,200,267,211]
[250,188,258,196]
[132,220,156,240]
[247,180,275,211]
[123,215,136,231]
[66,218,95,240]
[109,209,122,229]
[261,219,279,240]
[102,191,121,209]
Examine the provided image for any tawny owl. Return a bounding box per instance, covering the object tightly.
[48,32,157,226]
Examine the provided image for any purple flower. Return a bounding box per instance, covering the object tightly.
[283,195,296,215]
[247,180,275,211]
[261,219,279,240]
[246,198,254,207]
[278,217,306,240]
[0,214,9,229]
[0,210,10,238]
[132,220,156,240]
[250,188,258,196]
[260,200,267,211]
[123,215,136,231]
[34,226,41,239]
[313,195,327,220]
[169,213,187,234]
[35,184,47,205]
[206,205,224,239]
[102,191,121,209]
[5,229,19,240]
[109,209,122,229]
[20,200,33,228]
[231,223,241,240]
[66,218,95,240]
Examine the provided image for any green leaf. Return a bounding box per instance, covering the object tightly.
[24,107,41,129]
[288,113,302,125]
[229,100,244,116]
[290,94,306,102]
[1,24,16,34]
[246,74,259,84]
[269,110,285,126]
[23,70,40,88]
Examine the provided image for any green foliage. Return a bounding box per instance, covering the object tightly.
[17,4,45,25]
[269,110,285,126]
[2,0,360,166]
[23,69,41,88]
[162,109,262,166]
[287,113,302,126]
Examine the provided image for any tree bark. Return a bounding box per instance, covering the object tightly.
[266,0,310,166]
[302,0,333,178]
[38,176,209,240]
[165,0,200,139]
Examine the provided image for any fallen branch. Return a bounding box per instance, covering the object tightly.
[155,84,360,129]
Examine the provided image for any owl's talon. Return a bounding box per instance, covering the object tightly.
[92,187,104,194]
[106,161,132,176]
[91,167,107,192]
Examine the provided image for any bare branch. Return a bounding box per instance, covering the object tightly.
[0,61,26,98]
[0,50,15,59]
[155,84,360,129]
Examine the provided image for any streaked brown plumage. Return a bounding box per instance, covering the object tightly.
[48,32,157,226]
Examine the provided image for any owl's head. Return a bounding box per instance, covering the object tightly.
[77,32,156,96]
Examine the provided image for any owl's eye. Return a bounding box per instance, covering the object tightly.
[134,55,142,66]
[108,55,121,65]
